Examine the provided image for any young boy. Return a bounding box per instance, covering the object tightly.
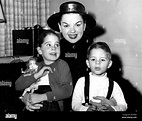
[72,42,127,111]
[15,29,73,111]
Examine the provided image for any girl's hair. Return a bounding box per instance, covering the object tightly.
[87,41,112,60]
[37,29,60,47]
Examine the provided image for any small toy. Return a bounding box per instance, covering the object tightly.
[22,57,38,76]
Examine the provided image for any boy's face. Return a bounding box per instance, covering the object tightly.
[86,48,112,76]
[59,13,86,43]
[37,34,60,64]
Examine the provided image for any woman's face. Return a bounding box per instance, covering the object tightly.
[59,13,86,43]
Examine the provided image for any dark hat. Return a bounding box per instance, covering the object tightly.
[47,1,97,32]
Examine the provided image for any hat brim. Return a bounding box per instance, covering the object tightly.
[47,12,106,38]
[47,12,61,32]
[84,23,106,38]
[47,12,96,32]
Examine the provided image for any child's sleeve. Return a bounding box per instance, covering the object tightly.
[45,59,73,101]
[111,81,128,111]
[15,73,37,91]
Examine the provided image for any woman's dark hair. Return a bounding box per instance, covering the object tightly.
[87,41,112,60]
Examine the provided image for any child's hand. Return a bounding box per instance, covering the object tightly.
[87,105,97,112]
[34,66,52,79]
[30,83,39,93]
[87,102,108,112]
[90,96,116,111]
[29,93,42,104]
[97,104,115,111]
[26,103,42,111]
[29,93,47,104]
[89,100,102,107]
[96,105,108,111]
[92,96,116,106]
[21,93,43,111]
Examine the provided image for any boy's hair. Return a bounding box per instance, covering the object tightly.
[37,29,60,47]
[87,41,112,60]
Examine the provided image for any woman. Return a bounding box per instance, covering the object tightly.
[47,1,105,87]
[47,1,105,111]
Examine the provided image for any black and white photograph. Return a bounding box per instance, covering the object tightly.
[0,0,141,120]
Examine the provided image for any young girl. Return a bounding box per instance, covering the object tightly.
[15,29,73,111]
[72,42,127,111]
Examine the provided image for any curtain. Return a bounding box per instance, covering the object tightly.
[0,0,49,57]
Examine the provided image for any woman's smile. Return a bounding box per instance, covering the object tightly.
[68,34,77,39]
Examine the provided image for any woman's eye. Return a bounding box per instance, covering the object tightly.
[63,24,69,28]
[76,23,81,27]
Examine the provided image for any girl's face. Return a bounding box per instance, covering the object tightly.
[86,48,112,76]
[37,34,60,65]
[59,13,86,43]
